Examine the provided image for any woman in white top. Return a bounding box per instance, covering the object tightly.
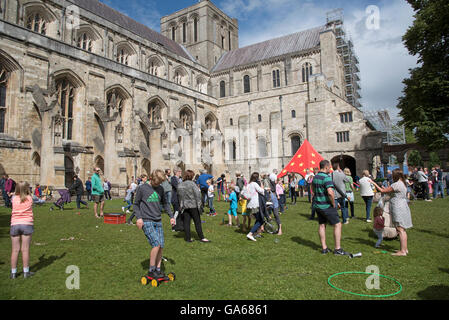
[359,170,374,222]
[246,172,265,242]
[370,169,412,256]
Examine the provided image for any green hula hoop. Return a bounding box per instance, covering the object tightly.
[327,272,402,298]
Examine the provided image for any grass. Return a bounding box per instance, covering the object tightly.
[1,193,449,300]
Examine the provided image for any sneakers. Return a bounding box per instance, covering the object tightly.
[246,234,257,242]
[344,221,349,225]
[10,273,17,279]
[321,248,332,255]
[126,210,130,213]
[366,219,372,223]
[333,248,348,256]
[121,207,125,212]
[23,271,35,278]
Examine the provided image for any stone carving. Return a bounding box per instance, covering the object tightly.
[91,98,119,123]
[30,81,59,113]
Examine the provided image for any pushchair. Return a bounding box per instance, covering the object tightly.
[49,189,71,211]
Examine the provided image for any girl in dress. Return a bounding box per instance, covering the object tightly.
[370,169,413,256]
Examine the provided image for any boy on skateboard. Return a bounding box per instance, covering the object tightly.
[135,170,176,281]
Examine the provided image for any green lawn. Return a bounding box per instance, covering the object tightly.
[1,193,449,300]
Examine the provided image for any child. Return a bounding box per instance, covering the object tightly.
[268,189,282,235]
[373,207,385,248]
[226,186,239,227]
[238,185,249,231]
[207,179,217,216]
[10,181,35,279]
[122,184,133,214]
[135,171,176,280]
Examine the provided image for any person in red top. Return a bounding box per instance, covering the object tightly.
[10,181,35,279]
[373,207,385,248]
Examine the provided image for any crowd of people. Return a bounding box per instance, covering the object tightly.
[3,160,448,280]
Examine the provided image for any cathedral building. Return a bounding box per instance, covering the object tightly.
[0,0,383,194]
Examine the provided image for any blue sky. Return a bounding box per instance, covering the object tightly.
[99,0,418,120]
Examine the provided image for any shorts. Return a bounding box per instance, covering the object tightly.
[245,207,259,217]
[238,199,247,215]
[228,208,238,217]
[92,194,104,203]
[316,207,340,226]
[142,221,165,248]
[10,224,34,236]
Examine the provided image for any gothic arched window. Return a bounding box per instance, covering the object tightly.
[302,62,313,83]
[291,135,301,155]
[148,101,161,125]
[77,32,93,52]
[117,48,129,65]
[243,75,250,93]
[56,79,75,140]
[26,12,47,35]
[0,66,9,133]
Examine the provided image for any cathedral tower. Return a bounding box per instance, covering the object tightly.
[160,0,239,70]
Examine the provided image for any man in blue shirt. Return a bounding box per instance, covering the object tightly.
[197,170,213,207]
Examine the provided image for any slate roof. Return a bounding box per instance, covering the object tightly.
[69,0,195,62]
[212,25,327,73]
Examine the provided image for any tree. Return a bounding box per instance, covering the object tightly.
[428,152,441,168]
[397,0,449,150]
[407,150,423,167]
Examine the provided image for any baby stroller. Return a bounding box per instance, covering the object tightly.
[263,201,279,234]
[49,189,71,211]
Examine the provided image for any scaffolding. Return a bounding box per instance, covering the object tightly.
[326,9,362,109]
[363,109,406,146]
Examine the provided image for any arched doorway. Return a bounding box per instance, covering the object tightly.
[64,156,74,188]
[142,159,151,176]
[331,155,356,178]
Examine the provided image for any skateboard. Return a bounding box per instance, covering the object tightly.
[141,272,176,287]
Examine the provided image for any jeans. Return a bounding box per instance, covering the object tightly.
[336,197,348,223]
[2,189,11,207]
[290,187,297,204]
[165,191,172,207]
[104,190,111,200]
[374,229,383,247]
[279,194,286,213]
[433,182,444,199]
[307,184,312,203]
[362,196,373,220]
[86,190,92,201]
[76,194,88,209]
[201,188,208,206]
[250,209,264,234]
[124,199,132,210]
[208,196,216,214]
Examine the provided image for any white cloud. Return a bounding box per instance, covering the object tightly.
[218,0,418,118]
